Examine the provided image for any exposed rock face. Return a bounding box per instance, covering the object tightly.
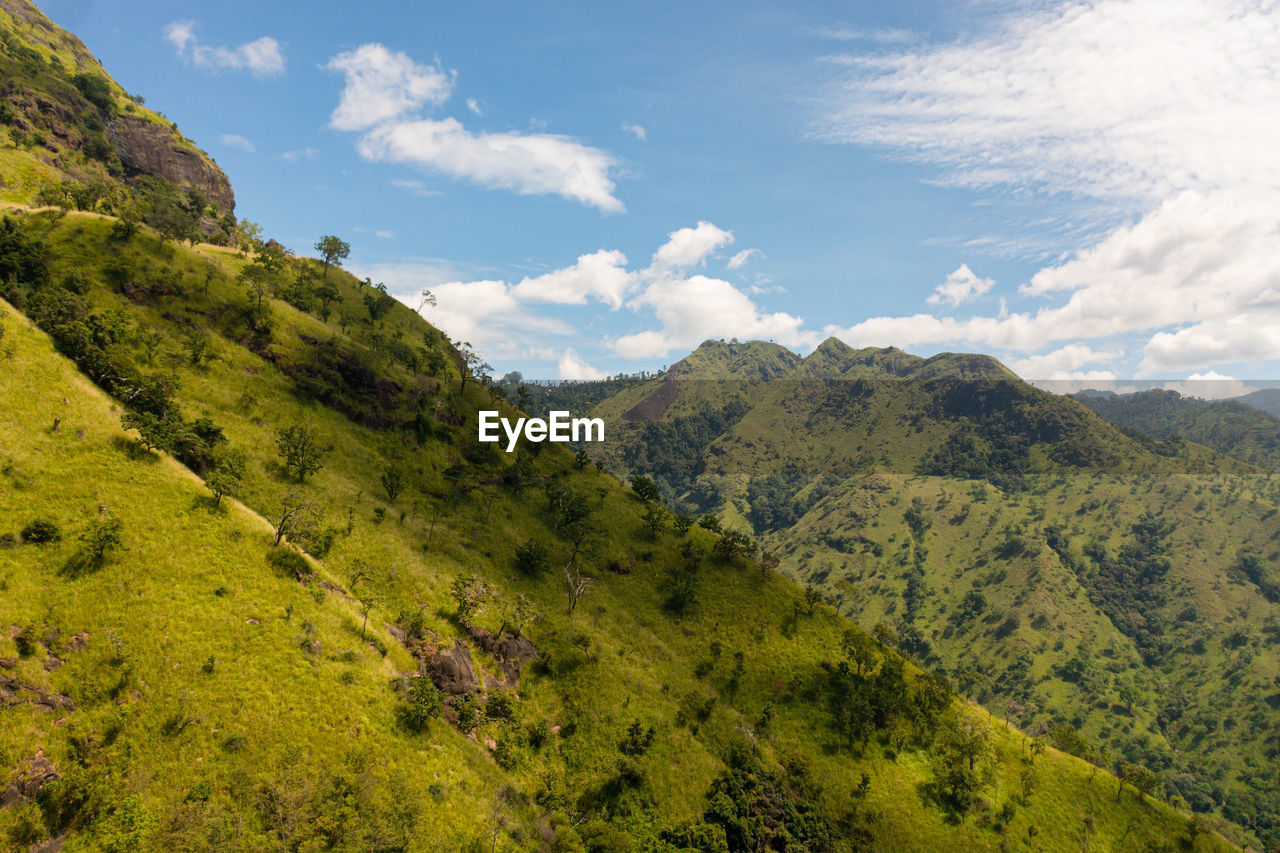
[466,625,539,684]
[112,115,235,213]
[0,750,60,808]
[428,640,480,695]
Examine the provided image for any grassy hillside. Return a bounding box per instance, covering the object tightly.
[546,338,1280,851]
[0,208,1235,852]
[1,0,236,231]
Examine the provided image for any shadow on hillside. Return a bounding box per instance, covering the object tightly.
[110,435,158,463]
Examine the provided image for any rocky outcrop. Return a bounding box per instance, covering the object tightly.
[111,115,235,213]
[465,625,539,684]
[1,749,60,808]
[428,640,480,695]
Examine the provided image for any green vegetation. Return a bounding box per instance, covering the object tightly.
[545,338,1280,850]
[0,205,1233,852]
[0,5,1259,849]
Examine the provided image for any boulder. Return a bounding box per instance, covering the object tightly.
[428,640,480,695]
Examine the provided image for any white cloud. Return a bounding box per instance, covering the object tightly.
[621,122,647,142]
[389,179,441,197]
[218,133,254,153]
[326,44,454,132]
[466,98,483,116]
[374,230,395,240]
[511,250,633,309]
[1007,344,1121,380]
[558,349,609,380]
[164,21,284,77]
[727,248,763,270]
[326,43,623,212]
[651,221,734,270]
[391,221,816,366]
[813,26,916,44]
[927,264,994,307]
[282,147,319,161]
[357,118,624,213]
[616,273,817,359]
[1163,372,1250,400]
[814,0,1280,376]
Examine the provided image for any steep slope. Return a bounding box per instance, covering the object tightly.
[1,0,234,215]
[0,207,1236,851]
[1074,389,1280,471]
[549,340,1280,850]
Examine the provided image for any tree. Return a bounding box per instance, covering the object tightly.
[563,560,596,615]
[315,235,350,278]
[358,592,378,641]
[121,409,172,453]
[759,547,780,581]
[450,575,491,622]
[1119,762,1159,804]
[930,712,995,812]
[403,677,444,731]
[499,593,539,638]
[80,516,124,566]
[630,476,662,503]
[275,422,326,481]
[242,262,270,312]
[271,494,318,547]
[205,448,246,507]
[641,503,666,539]
[804,583,823,615]
[314,281,341,321]
[456,341,490,394]
[514,538,550,577]
[380,465,405,502]
[841,629,877,675]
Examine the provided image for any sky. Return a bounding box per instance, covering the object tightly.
[42,0,1280,392]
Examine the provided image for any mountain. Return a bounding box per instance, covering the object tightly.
[1,0,234,219]
[0,7,1238,852]
[1073,389,1280,471]
[1236,389,1280,420]
[542,340,1280,850]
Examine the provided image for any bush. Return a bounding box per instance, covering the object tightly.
[266,547,311,580]
[514,538,549,577]
[21,518,61,544]
[402,677,444,731]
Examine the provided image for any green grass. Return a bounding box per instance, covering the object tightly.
[0,210,1240,851]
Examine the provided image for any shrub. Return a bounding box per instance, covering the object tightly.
[21,518,61,544]
[402,677,444,731]
[514,538,549,577]
[266,548,311,580]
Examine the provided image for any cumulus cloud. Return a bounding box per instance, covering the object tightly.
[326,44,454,131]
[558,349,609,380]
[814,0,1280,376]
[927,264,994,307]
[1007,344,1121,380]
[651,221,734,270]
[616,274,816,359]
[282,147,319,161]
[621,122,647,141]
[326,43,623,212]
[164,21,284,77]
[511,250,633,308]
[357,118,624,212]
[218,133,255,153]
[395,221,816,366]
[727,248,763,270]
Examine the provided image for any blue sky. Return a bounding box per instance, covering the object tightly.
[44,0,1280,391]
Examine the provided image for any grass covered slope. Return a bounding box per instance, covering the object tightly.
[0,210,1234,851]
[545,338,1280,850]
